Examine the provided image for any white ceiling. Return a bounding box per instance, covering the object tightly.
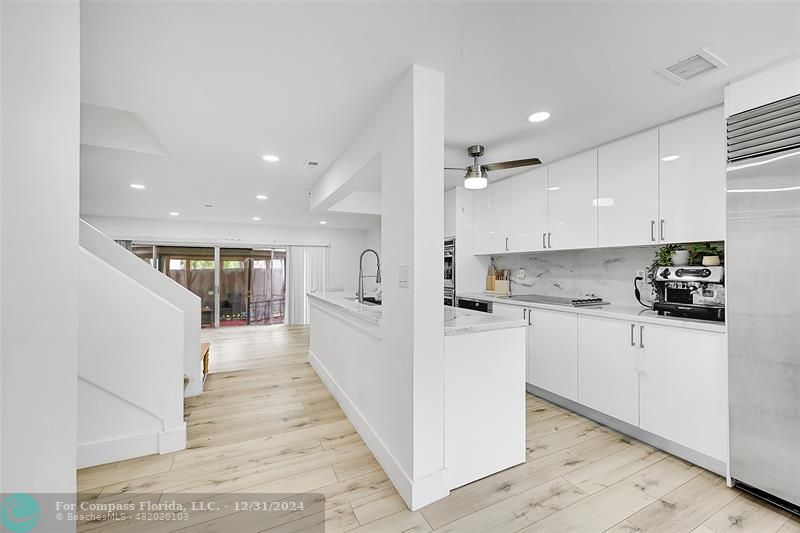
[80,1,800,230]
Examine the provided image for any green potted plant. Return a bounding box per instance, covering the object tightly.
[654,243,680,266]
[689,242,724,266]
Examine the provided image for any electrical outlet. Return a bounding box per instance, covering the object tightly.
[635,269,646,279]
[517,268,526,280]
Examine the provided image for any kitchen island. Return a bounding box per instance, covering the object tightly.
[307,291,527,499]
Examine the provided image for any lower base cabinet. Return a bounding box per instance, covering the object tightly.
[638,323,727,462]
[491,299,727,463]
[562,312,726,464]
[577,315,639,426]
[529,309,578,401]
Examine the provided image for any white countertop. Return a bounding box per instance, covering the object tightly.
[307,291,526,335]
[443,306,527,336]
[458,292,727,334]
[307,291,383,325]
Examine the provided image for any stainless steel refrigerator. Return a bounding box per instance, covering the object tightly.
[727,93,800,513]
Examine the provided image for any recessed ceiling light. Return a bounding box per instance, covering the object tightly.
[547,186,561,191]
[256,194,268,200]
[130,183,146,189]
[527,111,551,123]
[661,155,680,162]
[169,212,179,216]
[319,221,327,225]
[252,216,261,221]
[262,154,280,162]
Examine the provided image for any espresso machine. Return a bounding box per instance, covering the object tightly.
[650,266,725,322]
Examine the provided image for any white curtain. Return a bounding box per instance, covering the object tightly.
[286,245,329,325]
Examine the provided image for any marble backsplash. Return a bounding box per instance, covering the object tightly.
[491,246,661,307]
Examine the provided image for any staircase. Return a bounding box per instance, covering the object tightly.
[77,220,201,468]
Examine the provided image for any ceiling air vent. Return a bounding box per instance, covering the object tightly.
[304,160,320,169]
[658,48,727,85]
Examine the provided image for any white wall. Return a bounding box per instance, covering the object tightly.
[1,0,80,493]
[308,65,446,509]
[83,216,368,294]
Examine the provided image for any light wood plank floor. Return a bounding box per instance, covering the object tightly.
[78,324,798,533]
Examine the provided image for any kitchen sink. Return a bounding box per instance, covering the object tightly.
[345,296,382,306]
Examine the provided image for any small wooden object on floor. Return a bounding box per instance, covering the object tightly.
[201,342,211,384]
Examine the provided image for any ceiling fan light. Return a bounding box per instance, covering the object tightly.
[464,176,488,190]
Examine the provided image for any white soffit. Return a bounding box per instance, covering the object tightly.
[81,103,167,155]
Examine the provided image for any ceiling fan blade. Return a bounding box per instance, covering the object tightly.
[444,167,467,171]
[482,158,542,172]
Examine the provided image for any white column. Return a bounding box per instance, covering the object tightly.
[0,0,80,493]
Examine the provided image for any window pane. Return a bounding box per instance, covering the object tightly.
[223,260,244,269]
[169,259,185,270]
[190,260,215,270]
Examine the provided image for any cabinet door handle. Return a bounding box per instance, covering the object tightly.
[542,232,547,249]
[639,325,645,349]
[630,323,636,347]
[527,308,532,325]
[660,219,665,241]
[523,308,527,321]
[547,232,552,248]
[505,237,509,251]
[650,220,656,242]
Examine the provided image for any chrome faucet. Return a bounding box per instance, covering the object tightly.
[358,249,382,303]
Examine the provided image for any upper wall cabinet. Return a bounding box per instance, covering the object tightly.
[444,188,457,238]
[509,166,549,252]
[473,179,510,255]
[547,150,598,250]
[658,107,726,243]
[598,130,660,247]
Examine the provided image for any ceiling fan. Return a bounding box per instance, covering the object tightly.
[445,145,542,190]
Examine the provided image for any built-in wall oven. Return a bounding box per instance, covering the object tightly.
[444,237,455,306]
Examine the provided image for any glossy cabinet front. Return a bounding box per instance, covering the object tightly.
[547,150,598,250]
[658,107,726,243]
[509,166,549,252]
[473,179,510,255]
[598,130,660,247]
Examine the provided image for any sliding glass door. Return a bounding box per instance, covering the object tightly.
[157,247,216,328]
[219,249,248,327]
[130,243,286,328]
[249,249,286,325]
[220,248,286,326]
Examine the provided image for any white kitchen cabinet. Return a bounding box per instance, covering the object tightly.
[528,308,578,401]
[445,326,527,489]
[658,107,726,243]
[444,187,457,238]
[492,302,527,320]
[638,323,727,462]
[509,166,549,252]
[547,150,598,250]
[473,179,510,254]
[577,315,639,426]
[597,130,660,247]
